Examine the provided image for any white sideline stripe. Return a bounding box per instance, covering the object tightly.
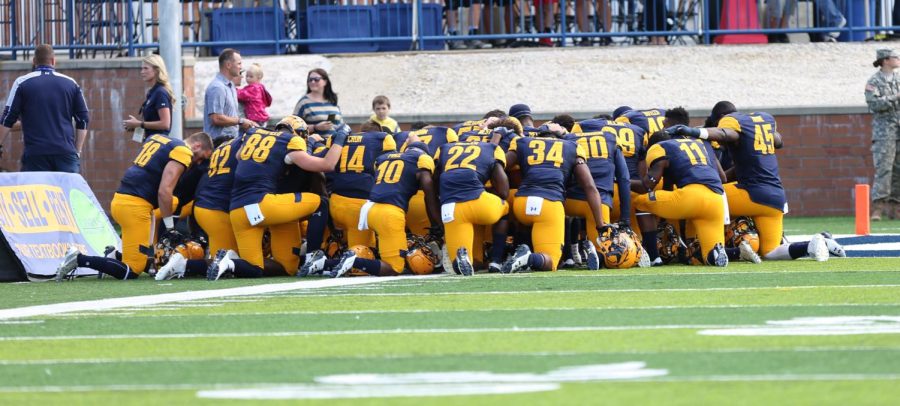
[53,302,900,319]
[3,346,897,366]
[0,275,443,321]
[275,284,900,298]
[2,374,900,393]
[0,324,804,341]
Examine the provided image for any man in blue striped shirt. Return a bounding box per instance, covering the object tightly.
[0,44,89,173]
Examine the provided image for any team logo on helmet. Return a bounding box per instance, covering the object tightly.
[276,115,308,136]
[154,235,207,272]
[724,216,760,254]
[657,221,686,265]
[598,226,642,269]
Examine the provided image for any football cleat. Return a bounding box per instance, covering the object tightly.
[581,240,600,271]
[207,249,235,281]
[488,262,502,273]
[562,258,576,268]
[455,247,474,277]
[55,247,81,282]
[820,232,846,257]
[332,250,357,278]
[709,243,729,267]
[738,240,762,264]
[651,257,664,267]
[570,244,583,265]
[155,252,187,281]
[501,244,531,274]
[807,234,829,262]
[298,250,326,277]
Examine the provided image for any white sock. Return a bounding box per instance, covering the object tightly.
[763,243,792,261]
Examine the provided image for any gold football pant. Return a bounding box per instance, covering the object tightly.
[331,194,375,248]
[194,207,238,256]
[724,182,784,256]
[564,198,611,249]
[405,191,430,236]
[445,192,508,263]
[368,203,407,272]
[230,192,320,272]
[633,184,725,262]
[513,197,565,271]
[111,193,175,275]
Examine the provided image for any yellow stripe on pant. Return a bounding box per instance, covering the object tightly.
[230,192,321,271]
[445,191,508,263]
[110,193,175,275]
[331,194,375,248]
[405,190,430,236]
[195,207,238,256]
[513,197,565,271]
[723,182,784,256]
[564,198,611,249]
[633,184,725,262]
[368,203,408,272]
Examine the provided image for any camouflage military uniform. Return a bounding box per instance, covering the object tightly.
[865,58,900,216]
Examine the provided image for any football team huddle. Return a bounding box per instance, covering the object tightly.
[55,101,847,282]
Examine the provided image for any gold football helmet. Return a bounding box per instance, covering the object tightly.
[725,216,760,254]
[406,235,439,275]
[598,226,641,269]
[347,245,376,277]
[276,115,308,137]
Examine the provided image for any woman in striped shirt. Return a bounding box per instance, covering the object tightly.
[293,68,343,136]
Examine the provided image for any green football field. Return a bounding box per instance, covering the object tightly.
[2,256,900,405]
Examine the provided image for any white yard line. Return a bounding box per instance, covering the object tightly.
[2,346,898,366]
[0,325,757,341]
[0,275,443,321]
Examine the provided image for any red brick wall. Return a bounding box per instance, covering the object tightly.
[0,61,195,214]
[1,61,873,216]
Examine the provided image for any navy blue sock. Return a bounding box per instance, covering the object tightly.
[642,231,660,260]
[232,259,263,278]
[306,196,330,252]
[324,259,340,271]
[527,253,544,269]
[788,242,808,259]
[490,232,507,263]
[725,247,740,261]
[184,259,208,277]
[77,255,138,280]
[353,258,382,276]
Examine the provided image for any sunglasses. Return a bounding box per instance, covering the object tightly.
[308,77,323,83]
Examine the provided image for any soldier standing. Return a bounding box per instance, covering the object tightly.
[865,49,900,220]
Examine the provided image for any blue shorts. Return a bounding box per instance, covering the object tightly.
[21,153,80,173]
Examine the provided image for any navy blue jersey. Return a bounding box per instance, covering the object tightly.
[140,83,172,136]
[324,131,396,199]
[718,112,787,211]
[511,136,586,202]
[436,141,506,204]
[577,118,646,179]
[369,149,435,211]
[646,139,723,194]
[230,128,308,209]
[398,126,459,157]
[452,119,483,135]
[522,125,542,137]
[458,128,492,144]
[563,131,624,206]
[117,135,193,208]
[195,136,243,211]
[615,108,667,137]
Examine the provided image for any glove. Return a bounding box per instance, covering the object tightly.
[492,127,514,138]
[666,124,701,138]
[617,221,632,232]
[426,225,445,244]
[331,124,351,146]
[597,224,616,241]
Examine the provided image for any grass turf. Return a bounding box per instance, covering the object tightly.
[1,258,900,404]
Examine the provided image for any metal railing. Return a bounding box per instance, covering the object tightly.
[1,0,897,59]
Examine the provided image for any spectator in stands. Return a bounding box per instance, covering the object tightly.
[294,68,344,137]
[204,48,257,141]
[370,95,400,134]
[0,44,88,173]
[765,0,846,43]
[237,63,272,126]
[576,0,610,46]
[123,54,173,140]
[508,103,534,128]
[644,0,667,45]
[446,0,486,49]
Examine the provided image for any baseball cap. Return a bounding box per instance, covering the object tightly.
[508,104,532,119]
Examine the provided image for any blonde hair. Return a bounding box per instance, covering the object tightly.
[142,54,175,104]
[247,63,264,80]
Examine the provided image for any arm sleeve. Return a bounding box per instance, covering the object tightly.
[72,85,90,130]
[866,79,895,113]
[645,144,667,167]
[169,145,193,167]
[383,134,397,152]
[417,154,435,173]
[717,116,742,133]
[492,145,507,168]
[614,149,631,222]
[1,79,23,127]
[287,136,308,152]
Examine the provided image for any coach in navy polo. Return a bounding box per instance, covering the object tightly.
[0,44,89,173]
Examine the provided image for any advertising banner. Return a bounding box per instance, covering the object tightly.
[0,172,119,281]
